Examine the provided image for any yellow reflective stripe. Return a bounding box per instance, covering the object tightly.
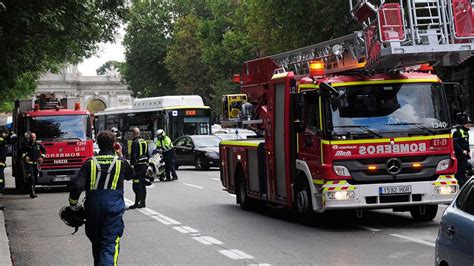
[433,181,457,186]
[331,79,440,87]
[220,140,261,147]
[133,179,140,183]
[313,179,324,185]
[114,236,120,266]
[139,141,143,156]
[40,154,46,158]
[0,162,5,167]
[321,134,451,145]
[69,198,78,205]
[325,180,349,185]
[90,160,96,190]
[111,161,121,189]
[0,179,3,183]
[22,153,27,158]
[298,84,317,91]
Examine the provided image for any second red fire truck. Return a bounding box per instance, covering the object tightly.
[220,0,474,221]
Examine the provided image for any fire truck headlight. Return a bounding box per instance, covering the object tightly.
[436,159,450,172]
[327,190,355,200]
[434,185,457,195]
[333,165,351,177]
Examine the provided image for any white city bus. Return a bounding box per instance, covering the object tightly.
[94,95,211,154]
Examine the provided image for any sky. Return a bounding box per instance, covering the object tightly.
[77,26,126,76]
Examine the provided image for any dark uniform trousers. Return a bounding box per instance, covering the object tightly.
[454,127,470,187]
[26,164,39,196]
[0,162,5,192]
[85,190,124,266]
[132,164,147,206]
[163,149,178,180]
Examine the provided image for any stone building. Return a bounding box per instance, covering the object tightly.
[36,65,133,114]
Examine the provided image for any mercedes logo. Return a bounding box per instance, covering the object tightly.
[386,158,402,175]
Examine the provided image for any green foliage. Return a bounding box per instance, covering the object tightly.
[122,0,176,97]
[124,0,360,116]
[0,0,127,111]
[96,60,125,76]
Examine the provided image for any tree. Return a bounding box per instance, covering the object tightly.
[246,0,360,55]
[122,0,177,98]
[0,0,128,111]
[164,15,213,102]
[96,60,125,76]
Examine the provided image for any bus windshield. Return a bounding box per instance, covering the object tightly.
[28,115,92,141]
[329,83,449,137]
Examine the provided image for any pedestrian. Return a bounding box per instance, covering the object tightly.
[0,132,9,193]
[155,129,178,181]
[129,127,149,209]
[453,113,471,187]
[111,127,128,159]
[21,132,46,198]
[67,130,134,265]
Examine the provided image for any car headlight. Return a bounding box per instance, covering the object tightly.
[205,152,219,159]
[436,159,450,172]
[333,165,351,177]
[434,185,457,195]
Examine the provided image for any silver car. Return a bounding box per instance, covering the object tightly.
[436,177,474,265]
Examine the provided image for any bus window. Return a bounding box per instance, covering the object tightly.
[127,112,154,140]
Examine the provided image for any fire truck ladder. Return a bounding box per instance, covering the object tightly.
[268,32,367,76]
[350,0,474,70]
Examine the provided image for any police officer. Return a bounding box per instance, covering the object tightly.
[129,127,149,209]
[453,113,471,187]
[21,132,46,198]
[155,129,178,181]
[68,131,134,265]
[111,127,128,159]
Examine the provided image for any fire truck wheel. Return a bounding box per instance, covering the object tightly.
[237,172,253,210]
[293,181,314,223]
[409,205,438,222]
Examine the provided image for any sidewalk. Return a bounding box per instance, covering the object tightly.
[0,205,12,265]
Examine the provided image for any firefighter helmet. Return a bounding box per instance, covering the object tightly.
[59,205,85,234]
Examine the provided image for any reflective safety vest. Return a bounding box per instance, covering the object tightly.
[137,139,148,164]
[89,155,122,190]
[460,128,469,142]
[155,136,173,151]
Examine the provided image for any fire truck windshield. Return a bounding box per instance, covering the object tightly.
[329,83,449,137]
[28,115,92,141]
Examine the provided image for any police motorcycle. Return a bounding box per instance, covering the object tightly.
[146,144,166,183]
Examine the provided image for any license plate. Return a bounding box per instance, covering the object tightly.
[53,175,70,182]
[379,185,412,195]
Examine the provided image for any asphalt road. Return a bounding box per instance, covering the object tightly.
[1,164,444,265]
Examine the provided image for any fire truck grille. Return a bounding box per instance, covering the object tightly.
[336,155,450,184]
[42,158,86,168]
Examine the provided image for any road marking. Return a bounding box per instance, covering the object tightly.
[151,216,172,225]
[125,197,258,263]
[193,236,214,245]
[173,226,190,233]
[219,249,254,260]
[200,236,223,245]
[389,234,435,247]
[183,183,204,189]
[211,178,220,181]
[181,226,199,233]
[359,225,381,232]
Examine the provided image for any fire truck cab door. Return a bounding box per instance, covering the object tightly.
[298,91,322,178]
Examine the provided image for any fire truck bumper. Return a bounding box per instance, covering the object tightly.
[320,175,458,210]
[38,168,80,185]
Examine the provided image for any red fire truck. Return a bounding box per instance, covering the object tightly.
[12,94,94,192]
[220,0,474,221]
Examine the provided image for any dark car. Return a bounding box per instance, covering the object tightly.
[436,177,474,265]
[174,135,221,171]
